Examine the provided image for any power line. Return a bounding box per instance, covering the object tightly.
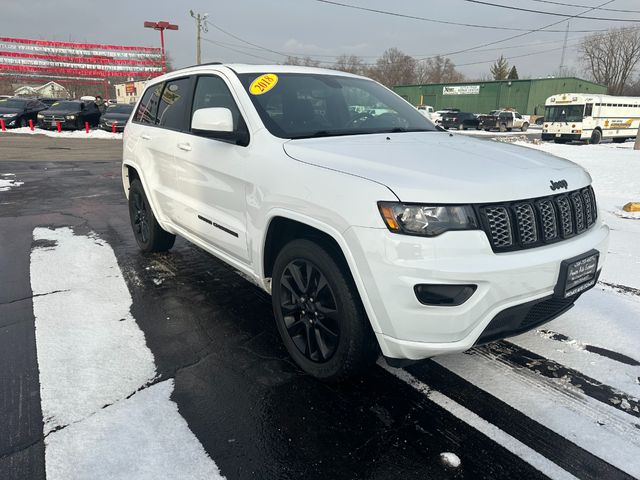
[311,0,615,32]
[528,0,640,14]
[461,0,640,22]
[201,37,279,63]
[455,43,580,67]
[426,0,617,60]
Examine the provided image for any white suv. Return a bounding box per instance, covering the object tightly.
[123,64,609,381]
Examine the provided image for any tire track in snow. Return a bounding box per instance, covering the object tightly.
[30,227,223,480]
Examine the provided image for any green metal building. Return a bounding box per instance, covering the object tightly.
[393,77,606,115]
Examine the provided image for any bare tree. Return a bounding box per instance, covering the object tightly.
[368,48,417,88]
[581,27,640,95]
[283,56,321,67]
[331,54,367,76]
[490,55,510,80]
[415,56,465,84]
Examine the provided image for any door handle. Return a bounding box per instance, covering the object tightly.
[177,142,192,152]
[141,134,152,140]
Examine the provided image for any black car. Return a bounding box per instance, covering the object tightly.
[37,100,102,130]
[99,103,134,132]
[440,111,480,130]
[0,97,48,128]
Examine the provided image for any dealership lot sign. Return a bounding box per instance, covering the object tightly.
[443,85,480,95]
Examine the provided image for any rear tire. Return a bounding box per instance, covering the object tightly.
[272,239,378,382]
[499,124,507,132]
[128,179,175,253]
[590,129,602,145]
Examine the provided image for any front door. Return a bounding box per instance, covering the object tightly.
[172,74,251,264]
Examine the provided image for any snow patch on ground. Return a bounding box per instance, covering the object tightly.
[3,127,122,139]
[0,173,23,191]
[45,380,223,480]
[439,452,461,468]
[30,227,222,478]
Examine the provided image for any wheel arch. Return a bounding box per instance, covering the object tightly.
[261,212,383,335]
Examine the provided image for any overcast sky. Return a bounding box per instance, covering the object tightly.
[2,0,640,80]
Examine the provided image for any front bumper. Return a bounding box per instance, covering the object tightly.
[542,133,582,141]
[345,221,609,360]
[100,122,125,132]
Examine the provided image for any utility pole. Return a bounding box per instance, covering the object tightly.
[190,10,209,65]
[558,21,570,77]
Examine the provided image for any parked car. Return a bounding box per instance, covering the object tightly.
[100,103,135,132]
[440,111,480,130]
[0,97,48,128]
[416,105,434,120]
[479,110,529,132]
[37,97,66,107]
[123,65,608,381]
[37,100,102,130]
[431,108,460,125]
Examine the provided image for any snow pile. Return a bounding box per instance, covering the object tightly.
[0,173,23,191]
[440,452,461,468]
[3,126,122,139]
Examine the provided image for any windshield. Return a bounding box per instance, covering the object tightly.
[0,98,26,108]
[49,101,82,110]
[545,105,584,122]
[238,73,436,139]
[107,104,134,113]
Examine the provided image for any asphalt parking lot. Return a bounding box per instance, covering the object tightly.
[1,133,638,480]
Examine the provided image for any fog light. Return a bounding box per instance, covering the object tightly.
[414,284,477,306]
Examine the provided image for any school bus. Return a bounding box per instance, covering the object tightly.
[541,93,640,144]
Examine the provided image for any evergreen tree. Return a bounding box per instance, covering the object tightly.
[508,65,519,80]
[490,55,510,80]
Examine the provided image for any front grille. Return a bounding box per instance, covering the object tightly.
[42,115,66,122]
[479,186,597,252]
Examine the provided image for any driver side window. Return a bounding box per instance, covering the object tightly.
[191,75,242,131]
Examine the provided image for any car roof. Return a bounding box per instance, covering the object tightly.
[151,63,363,85]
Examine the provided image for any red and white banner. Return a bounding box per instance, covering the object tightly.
[0,36,164,82]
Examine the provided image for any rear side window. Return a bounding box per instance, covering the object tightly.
[157,78,191,130]
[134,84,162,124]
[191,75,242,130]
[585,103,593,117]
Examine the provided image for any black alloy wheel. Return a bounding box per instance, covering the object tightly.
[272,239,379,381]
[127,179,175,252]
[279,259,340,362]
[130,189,151,245]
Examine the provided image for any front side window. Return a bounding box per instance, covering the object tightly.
[191,75,242,131]
[134,84,162,125]
[238,73,435,139]
[584,103,593,117]
[157,78,191,130]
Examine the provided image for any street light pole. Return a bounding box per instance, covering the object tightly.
[189,10,209,65]
[144,21,179,73]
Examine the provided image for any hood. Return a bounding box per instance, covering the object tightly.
[283,132,591,203]
[101,112,131,122]
[0,107,23,114]
[46,107,82,115]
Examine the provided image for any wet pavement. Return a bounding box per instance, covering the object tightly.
[0,143,637,480]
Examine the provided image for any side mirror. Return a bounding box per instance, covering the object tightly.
[191,107,249,146]
[192,107,234,133]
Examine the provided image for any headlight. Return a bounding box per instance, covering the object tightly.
[378,202,479,236]
[1,113,17,118]
[37,113,44,119]
[66,115,76,120]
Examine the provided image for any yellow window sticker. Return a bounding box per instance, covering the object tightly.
[249,74,278,95]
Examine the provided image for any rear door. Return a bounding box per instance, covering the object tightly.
[172,73,251,263]
[127,82,181,223]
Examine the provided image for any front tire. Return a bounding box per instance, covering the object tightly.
[521,122,529,132]
[128,179,175,253]
[590,129,602,145]
[272,239,378,381]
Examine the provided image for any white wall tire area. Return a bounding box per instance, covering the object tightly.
[271,239,379,382]
[128,179,176,253]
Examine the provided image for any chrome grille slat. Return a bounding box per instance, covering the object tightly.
[480,186,597,252]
